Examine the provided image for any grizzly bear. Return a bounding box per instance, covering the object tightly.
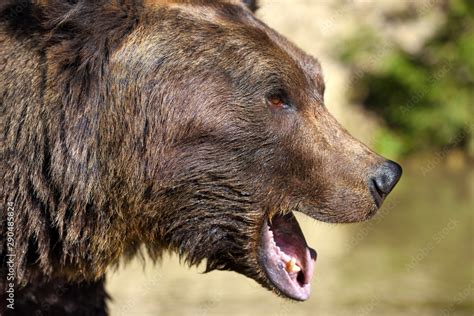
[0,0,402,315]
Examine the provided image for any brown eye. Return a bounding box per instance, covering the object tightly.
[268,96,289,109]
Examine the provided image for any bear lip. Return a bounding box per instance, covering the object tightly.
[259,212,317,301]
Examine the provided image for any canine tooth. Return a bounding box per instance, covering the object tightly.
[286,257,301,273]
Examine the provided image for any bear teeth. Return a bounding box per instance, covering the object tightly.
[285,257,301,273]
[268,223,302,274]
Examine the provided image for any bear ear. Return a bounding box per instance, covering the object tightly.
[241,0,259,13]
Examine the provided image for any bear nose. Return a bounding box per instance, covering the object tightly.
[370,160,402,207]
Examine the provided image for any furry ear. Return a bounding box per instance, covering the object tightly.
[241,0,258,13]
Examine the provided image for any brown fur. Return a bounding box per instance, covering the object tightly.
[1,0,387,314]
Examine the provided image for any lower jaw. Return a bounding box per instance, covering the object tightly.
[258,212,317,301]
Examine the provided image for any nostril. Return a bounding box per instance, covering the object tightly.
[372,178,385,197]
[374,160,402,195]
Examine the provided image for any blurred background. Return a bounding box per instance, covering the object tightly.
[107,0,473,315]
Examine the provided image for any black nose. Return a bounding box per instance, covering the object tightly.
[370,160,402,207]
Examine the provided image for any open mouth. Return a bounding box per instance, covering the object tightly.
[259,212,317,301]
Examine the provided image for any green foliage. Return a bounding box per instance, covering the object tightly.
[339,0,474,158]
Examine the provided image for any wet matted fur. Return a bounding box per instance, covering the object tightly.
[1,0,398,314]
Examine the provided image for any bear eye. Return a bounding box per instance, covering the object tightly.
[267,96,291,110]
